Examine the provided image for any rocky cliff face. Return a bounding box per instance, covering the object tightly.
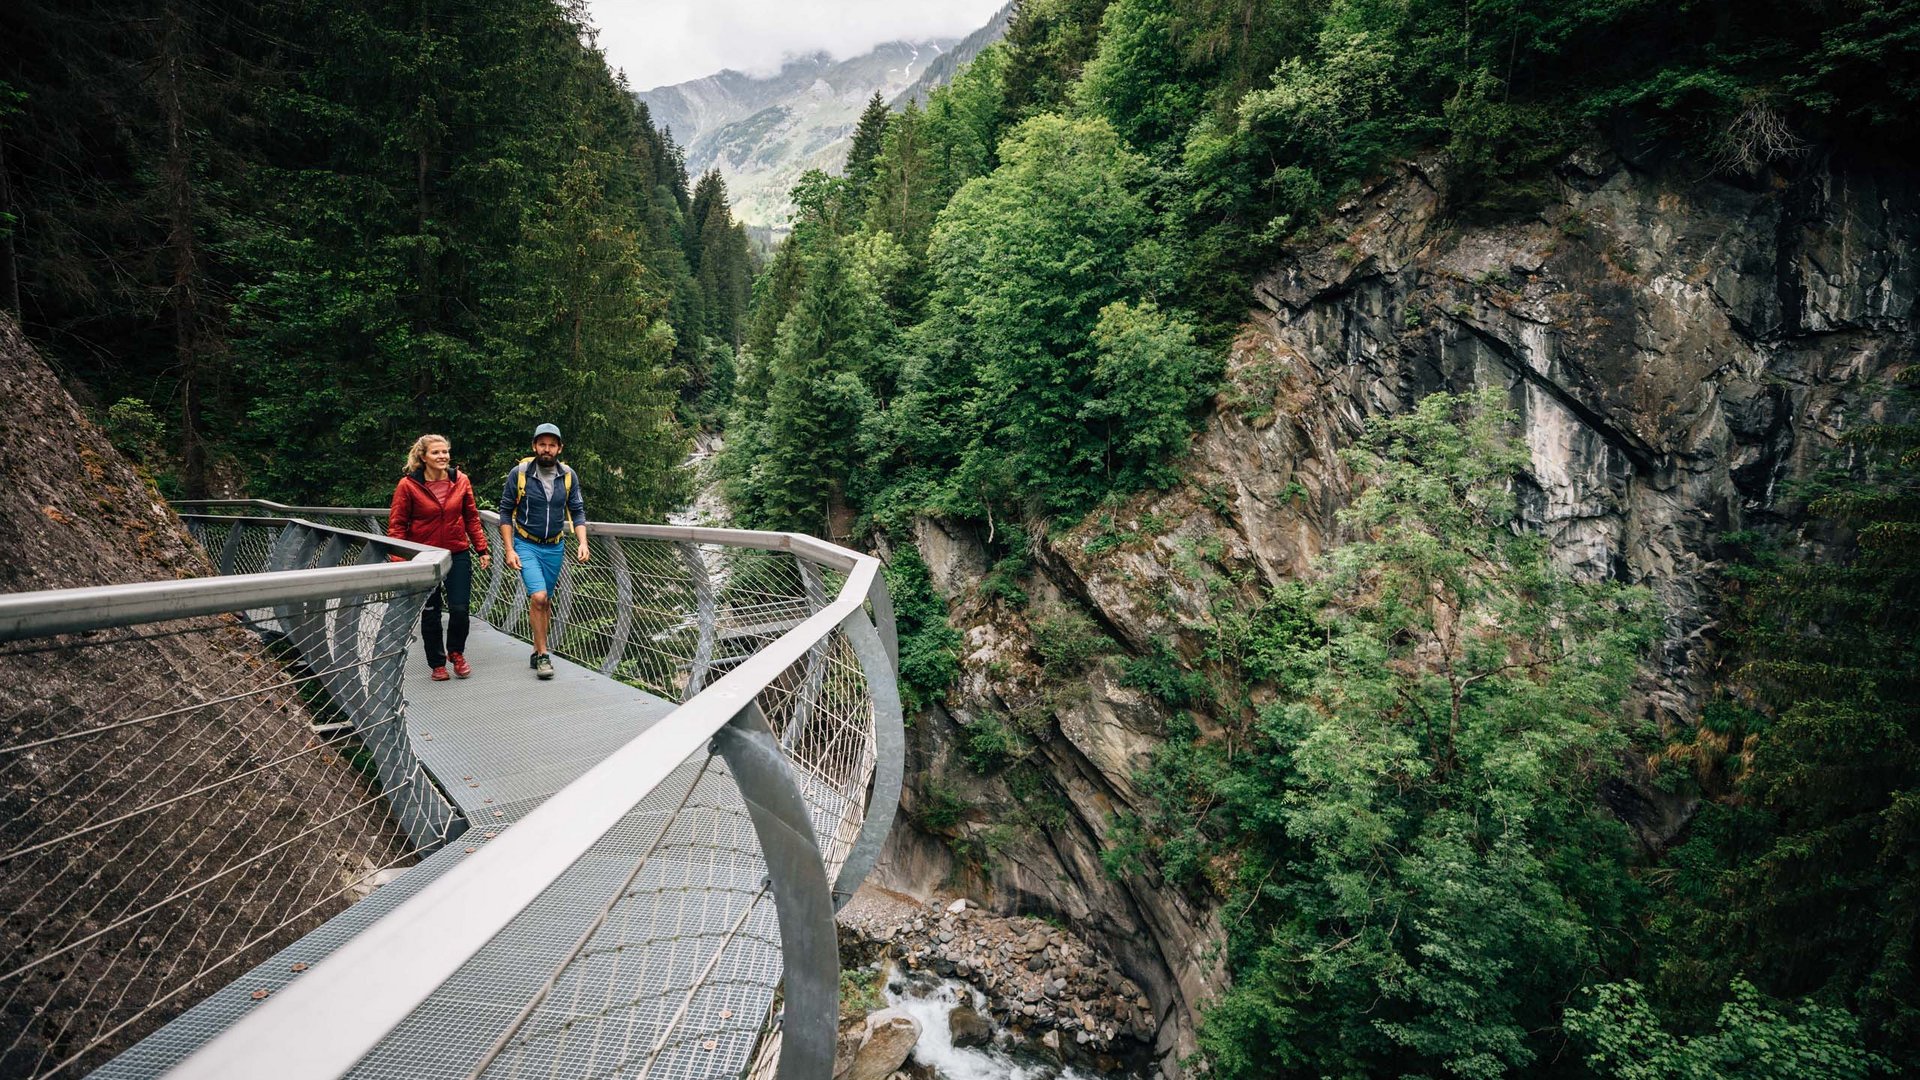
[866,149,1917,1074]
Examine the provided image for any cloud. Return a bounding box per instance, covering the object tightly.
[585,0,1007,90]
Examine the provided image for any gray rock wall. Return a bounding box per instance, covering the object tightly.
[877,150,1917,1076]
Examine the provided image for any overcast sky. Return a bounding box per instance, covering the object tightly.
[585,0,1008,91]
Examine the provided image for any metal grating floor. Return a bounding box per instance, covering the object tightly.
[96,620,783,1080]
[404,625,677,822]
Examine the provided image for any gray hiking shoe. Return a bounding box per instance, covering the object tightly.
[534,653,555,680]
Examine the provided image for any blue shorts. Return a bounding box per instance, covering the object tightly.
[518,539,565,597]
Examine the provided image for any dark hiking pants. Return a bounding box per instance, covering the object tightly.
[420,549,473,667]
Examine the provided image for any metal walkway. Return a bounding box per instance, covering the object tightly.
[402,624,677,825]
[0,505,903,1080]
[95,614,721,1076]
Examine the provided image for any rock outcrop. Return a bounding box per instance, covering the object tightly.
[865,149,1917,1075]
[833,1007,921,1080]
[839,893,1156,1072]
[0,315,422,1073]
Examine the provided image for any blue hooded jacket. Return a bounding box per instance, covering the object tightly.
[500,458,585,543]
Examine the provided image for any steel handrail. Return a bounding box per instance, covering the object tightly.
[162,506,900,1080]
[172,499,864,572]
[0,519,448,643]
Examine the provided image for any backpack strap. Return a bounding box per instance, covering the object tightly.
[511,457,571,543]
[511,458,545,543]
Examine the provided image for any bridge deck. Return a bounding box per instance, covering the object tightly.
[99,620,785,1080]
[405,622,676,824]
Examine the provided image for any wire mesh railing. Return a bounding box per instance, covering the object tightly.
[0,519,451,1079]
[150,501,904,1080]
[178,501,896,904]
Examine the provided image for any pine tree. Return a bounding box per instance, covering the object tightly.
[845,91,891,196]
[1679,369,1920,1065]
[490,146,687,521]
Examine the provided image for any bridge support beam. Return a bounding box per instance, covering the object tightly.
[678,541,718,696]
[832,584,904,911]
[712,704,839,1080]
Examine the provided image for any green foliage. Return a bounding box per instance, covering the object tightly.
[1100,394,1663,1078]
[1079,300,1213,489]
[1100,811,1152,880]
[7,0,732,515]
[839,965,887,1015]
[961,713,1031,774]
[1075,0,1204,155]
[1000,0,1114,120]
[844,92,891,197]
[103,398,165,464]
[719,186,889,531]
[1566,977,1889,1080]
[977,559,1030,608]
[103,397,180,497]
[916,777,969,832]
[922,113,1160,519]
[1649,369,1920,1067]
[978,524,1033,608]
[1029,604,1114,674]
[884,545,962,714]
[1119,638,1211,707]
[487,146,689,521]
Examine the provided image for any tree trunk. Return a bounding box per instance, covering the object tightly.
[158,0,209,498]
[0,134,20,318]
[413,0,437,418]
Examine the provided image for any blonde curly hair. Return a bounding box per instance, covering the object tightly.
[404,433,451,474]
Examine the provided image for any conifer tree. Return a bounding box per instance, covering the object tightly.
[491,147,686,521]
[845,91,891,196]
[1677,370,1920,1065]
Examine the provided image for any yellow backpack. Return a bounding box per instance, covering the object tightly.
[510,457,573,541]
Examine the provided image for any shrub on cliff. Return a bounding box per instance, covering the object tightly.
[1123,393,1661,1077]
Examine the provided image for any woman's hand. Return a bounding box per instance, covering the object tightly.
[477,552,492,571]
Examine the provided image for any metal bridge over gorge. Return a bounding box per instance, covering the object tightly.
[0,501,904,1080]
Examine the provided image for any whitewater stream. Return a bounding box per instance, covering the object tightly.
[885,973,1126,1080]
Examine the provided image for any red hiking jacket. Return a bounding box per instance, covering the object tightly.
[388,467,489,554]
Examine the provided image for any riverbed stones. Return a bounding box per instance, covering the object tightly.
[949,1005,992,1049]
[838,891,1156,1070]
[834,1008,920,1080]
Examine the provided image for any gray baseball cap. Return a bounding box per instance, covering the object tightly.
[532,423,562,441]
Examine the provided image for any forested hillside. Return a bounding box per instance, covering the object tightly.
[1,0,754,519]
[5,0,1919,1076]
[723,0,1920,1076]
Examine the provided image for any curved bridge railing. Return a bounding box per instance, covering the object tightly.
[0,518,452,1078]
[0,502,902,1080]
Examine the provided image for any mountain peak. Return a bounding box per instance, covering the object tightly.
[635,3,1013,229]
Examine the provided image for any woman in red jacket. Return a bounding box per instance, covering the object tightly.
[389,434,491,680]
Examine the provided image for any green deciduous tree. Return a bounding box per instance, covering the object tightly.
[1171,393,1658,1078]
[1076,0,1204,154]
[1079,300,1210,489]
[923,113,1157,519]
[1567,976,1888,1080]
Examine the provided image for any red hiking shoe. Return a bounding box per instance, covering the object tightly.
[448,652,471,679]
[430,665,451,681]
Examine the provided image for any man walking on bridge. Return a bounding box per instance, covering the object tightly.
[500,423,589,680]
